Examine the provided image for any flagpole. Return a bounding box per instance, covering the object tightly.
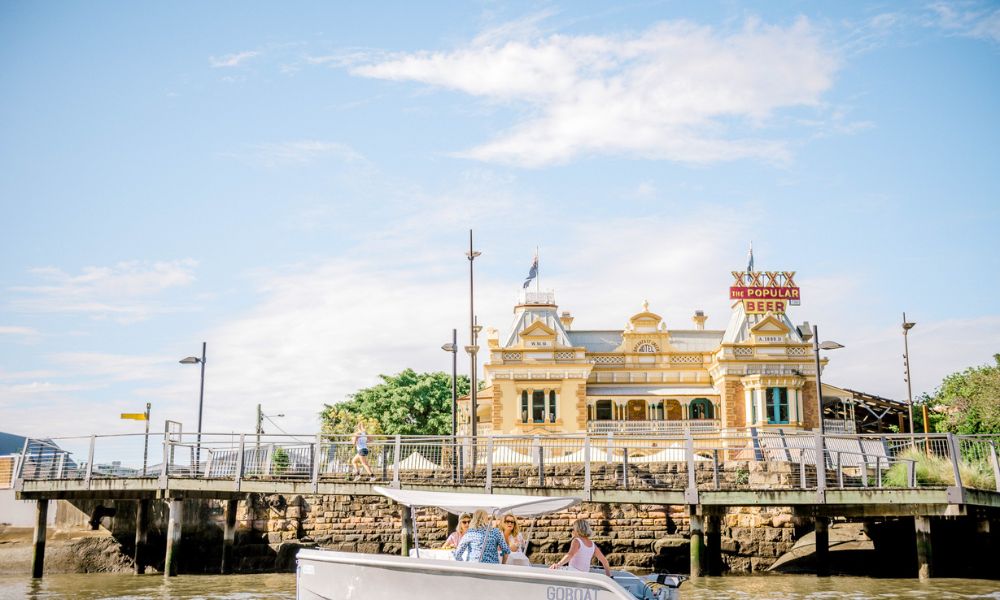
[535,246,540,294]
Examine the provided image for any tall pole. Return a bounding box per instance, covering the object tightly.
[451,328,458,438]
[903,312,915,435]
[466,230,481,439]
[256,403,263,448]
[196,342,206,472]
[142,402,151,476]
[812,325,825,436]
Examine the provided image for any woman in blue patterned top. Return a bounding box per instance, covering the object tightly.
[453,509,510,563]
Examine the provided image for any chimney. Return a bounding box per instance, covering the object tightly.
[560,311,574,330]
[692,310,708,331]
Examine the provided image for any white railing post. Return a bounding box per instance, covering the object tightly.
[947,433,963,488]
[234,434,245,491]
[684,430,698,504]
[159,436,169,488]
[84,435,96,488]
[583,436,591,496]
[13,438,29,491]
[989,441,1000,493]
[534,435,544,486]
[485,437,494,493]
[815,430,826,496]
[312,433,322,493]
[392,435,401,488]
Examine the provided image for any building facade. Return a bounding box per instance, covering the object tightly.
[461,287,827,436]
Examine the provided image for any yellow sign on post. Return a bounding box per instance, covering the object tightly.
[120,413,148,420]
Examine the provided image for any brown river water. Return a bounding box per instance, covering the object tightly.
[0,574,998,600]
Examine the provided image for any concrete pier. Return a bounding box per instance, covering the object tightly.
[164,499,183,577]
[914,516,932,580]
[688,508,704,578]
[814,516,829,577]
[31,499,48,578]
[134,499,149,575]
[400,505,414,557]
[222,499,238,574]
[705,514,722,576]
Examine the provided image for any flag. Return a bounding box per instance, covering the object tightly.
[120,413,147,421]
[522,253,538,289]
[746,241,754,274]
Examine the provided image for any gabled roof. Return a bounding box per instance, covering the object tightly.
[502,305,572,348]
[723,301,803,345]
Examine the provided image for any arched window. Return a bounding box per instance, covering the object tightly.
[690,398,714,420]
[532,390,546,423]
[636,342,657,353]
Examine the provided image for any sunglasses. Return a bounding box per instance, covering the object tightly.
[504,520,516,525]
[461,520,471,524]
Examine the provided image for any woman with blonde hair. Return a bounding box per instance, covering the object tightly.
[550,519,611,577]
[443,513,471,548]
[500,513,529,565]
[454,509,510,564]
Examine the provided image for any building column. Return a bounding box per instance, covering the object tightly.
[914,516,932,580]
[689,507,704,578]
[134,499,149,575]
[31,499,48,578]
[401,505,414,557]
[705,514,722,576]
[815,516,830,577]
[221,499,238,574]
[164,498,183,577]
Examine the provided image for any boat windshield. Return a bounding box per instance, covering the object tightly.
[373,486,581,517]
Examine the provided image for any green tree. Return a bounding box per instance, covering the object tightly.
[320,369,471,436]
[922,354,1000,434]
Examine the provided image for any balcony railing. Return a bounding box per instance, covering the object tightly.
[587,419,721,435]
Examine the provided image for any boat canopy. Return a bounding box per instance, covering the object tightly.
[374,486,581,517]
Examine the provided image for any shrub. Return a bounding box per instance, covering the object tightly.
[883,449,996,489]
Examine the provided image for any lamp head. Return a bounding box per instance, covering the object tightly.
[179,357,201,364]
[441,343,457,352]
[903,321,916,331]
[819,341,844,351]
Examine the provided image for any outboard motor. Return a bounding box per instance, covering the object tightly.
[643,573,687,600]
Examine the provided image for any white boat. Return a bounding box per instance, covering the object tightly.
[297,487,685,600]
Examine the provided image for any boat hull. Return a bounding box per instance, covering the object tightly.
[297,549,638,600]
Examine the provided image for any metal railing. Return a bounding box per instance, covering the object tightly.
[586,420,721,435]
[14,429,1000,495]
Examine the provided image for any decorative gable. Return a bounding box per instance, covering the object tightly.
[517,319,558,349]
[749,314,791,343]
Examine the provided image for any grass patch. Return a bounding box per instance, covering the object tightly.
[883,449,997,489]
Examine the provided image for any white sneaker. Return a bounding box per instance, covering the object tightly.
[352,473,361,482]
[369,475,377,482]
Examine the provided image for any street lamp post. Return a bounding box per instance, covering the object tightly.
[179,342,207,472]
[902,313,917,434]
[465,230,481,439]
[811,326,844,436]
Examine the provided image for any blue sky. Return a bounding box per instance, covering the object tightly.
[1,1,998,439]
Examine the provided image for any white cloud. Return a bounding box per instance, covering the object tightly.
[210,50,260,68]
[0,325,38,337]
[8,260,198,323]
[349,17,839,167]
[928,2,1000,43]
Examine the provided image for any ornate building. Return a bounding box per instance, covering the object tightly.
[460,288,827,436]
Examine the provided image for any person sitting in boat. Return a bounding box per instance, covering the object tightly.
[443,513,471,548]
[500,514,529,566]
[549,519,611,577]
[453,509,510,564]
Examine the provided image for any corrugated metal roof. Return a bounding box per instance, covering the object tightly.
[566,330,622,352]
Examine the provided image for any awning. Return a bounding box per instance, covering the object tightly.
[374,486,581,516]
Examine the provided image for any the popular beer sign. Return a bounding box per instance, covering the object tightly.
[730,271,801,314]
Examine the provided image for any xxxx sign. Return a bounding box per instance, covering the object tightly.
[730,271,801,314]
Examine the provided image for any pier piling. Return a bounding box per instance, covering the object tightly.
[222,499,238,574]
[705,514,722,576]
[31,499,48,578]
[688,507,704,578]
[401,505,414,557]
[914,516,932,580]
[814,516,829,577]
[134,499,149,574]
[164,498,183,577]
